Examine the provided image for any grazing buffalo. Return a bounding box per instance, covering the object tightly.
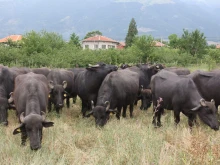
[189,70,220,109]
[150,70,219,130]
[86,70,139,126]
[47,69,75,114]
[0,65,26,125]
[74,63,118,117]
[32,67,51,77]
[164,67,190,75]
[127,63,164,110]
[9,72,54,150]
[68,67,86,103]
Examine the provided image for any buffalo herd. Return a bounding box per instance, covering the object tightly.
[0,63,219,150]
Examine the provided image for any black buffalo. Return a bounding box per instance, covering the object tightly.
[47,69,75,114]
[0,65,28,125]
[189,70,220,109]
[86,69,139,126]
[151,70,219,130]
[32,67,51,77]
[9,72,54,150]
[164,67,190,75]
[74,63,118,117]
[68,67,86,103]
[127,63,164,110]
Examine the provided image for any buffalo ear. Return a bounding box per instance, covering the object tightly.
[200,99,206,106]
[62,81,67,89]
[48,81,54,89]
[8,92,14,103]
[42,121,54,128]
[13,123,25,135]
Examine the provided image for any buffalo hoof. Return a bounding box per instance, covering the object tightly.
[152,121,162,128]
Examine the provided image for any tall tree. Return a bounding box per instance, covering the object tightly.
[69,32,81,48]
[179,29,207,56]
[131,35,155,62]
[168,34,179,49]
[84,30,102,39]
[125,18,138,48]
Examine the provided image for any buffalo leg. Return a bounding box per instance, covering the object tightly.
[116,106,122,119]
[48,99,52,113]
[130,104,134,118]
[72,96,77,104]
[122,105,127,118]
[66,96,70,108]
[21,131,27,146]
[81,100,88,117]
[174,110,180,125]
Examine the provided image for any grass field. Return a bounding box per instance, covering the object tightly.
[0,97,220,165]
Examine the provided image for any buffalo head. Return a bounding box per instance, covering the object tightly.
[13,111,54,150]
[86,62,118,73]
[139,85,152,110]
[191,99,219,130]
[86,101,117,127]
[48,80,68,111]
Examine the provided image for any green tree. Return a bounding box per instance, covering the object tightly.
[21,30,65,55]
[168,34,179,49]
[125,18,138,48]
[84,30,102,39]
[131,35,155,62]
[69,32,81,48]
[179,29,207,56]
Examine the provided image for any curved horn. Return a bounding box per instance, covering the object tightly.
[8,92,14,103]
[211,99,215,105]
[85,110,93,117]
[20,112,25,123]
[62,81,67,89]
[91,100,95,109]
[48,81,54,89]
[41,111,46,121]
[89,64,99,68]
[200,98,206,106]
[191,105,201,111]
[105,101,110,111]
[107,109,118,113]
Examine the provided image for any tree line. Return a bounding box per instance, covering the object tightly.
[0,18,219,69]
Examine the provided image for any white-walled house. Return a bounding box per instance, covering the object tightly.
[81,35,119,50]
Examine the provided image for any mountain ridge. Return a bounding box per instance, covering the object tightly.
[0,0,219,41]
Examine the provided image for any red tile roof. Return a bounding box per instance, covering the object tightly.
[0,35,22,43]
[216,44,220,49]
[154,41,165,47]
[83,35,119,43]
[117,42,126,49]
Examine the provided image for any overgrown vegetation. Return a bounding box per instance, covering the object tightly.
[1,30,220,69]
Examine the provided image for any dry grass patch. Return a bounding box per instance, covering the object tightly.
[0,100,219,165]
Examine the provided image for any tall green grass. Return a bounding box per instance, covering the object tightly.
[0,99,219,165]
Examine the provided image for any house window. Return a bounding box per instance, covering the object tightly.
[85,45,89,49]
[102,45,106,49]
[112,45,115,49]
[108,45,116,49]
[94,45,98,49]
